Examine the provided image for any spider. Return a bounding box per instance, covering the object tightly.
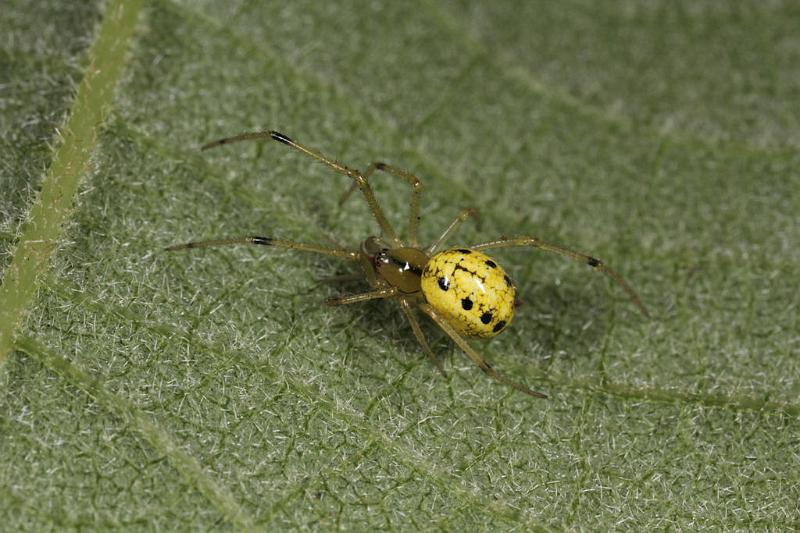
[166,130,649,398]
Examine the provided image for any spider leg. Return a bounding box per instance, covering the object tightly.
[427,208,478,254]
[165,235,360,261]
[470,236,650,317]
[419,303,547,398]
[340,162,422,247]
[326,287,398,306]
[202,130,401,245]
[398,298,447,377]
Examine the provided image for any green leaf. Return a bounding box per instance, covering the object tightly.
[2,0,799,529]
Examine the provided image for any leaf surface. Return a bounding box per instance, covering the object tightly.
[2,0,799,529]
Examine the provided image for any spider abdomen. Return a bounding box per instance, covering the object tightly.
[420,249,515,338]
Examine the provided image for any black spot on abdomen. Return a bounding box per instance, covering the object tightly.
[461,297,473,310]
[485,259,496,268]
[438,277,449,291]
[492,320,506,333]
[480,311,493,324]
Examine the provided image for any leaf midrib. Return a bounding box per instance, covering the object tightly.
[0,0,144,363]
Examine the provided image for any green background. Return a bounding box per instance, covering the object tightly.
[2,0,799,529]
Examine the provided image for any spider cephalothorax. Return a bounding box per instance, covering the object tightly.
[167,130,649,398]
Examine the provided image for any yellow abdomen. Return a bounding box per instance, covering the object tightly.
[420,249,515,338]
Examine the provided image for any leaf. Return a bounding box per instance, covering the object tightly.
[2,0,799,529]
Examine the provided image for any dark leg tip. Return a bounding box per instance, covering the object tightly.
[200,139,224,151]
[250,236,273,246]
[270,131,293,144]
[164,242,194,251]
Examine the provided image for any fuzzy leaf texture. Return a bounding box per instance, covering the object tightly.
[1,0,799,530]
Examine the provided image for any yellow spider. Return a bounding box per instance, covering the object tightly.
[167,130,649,398]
